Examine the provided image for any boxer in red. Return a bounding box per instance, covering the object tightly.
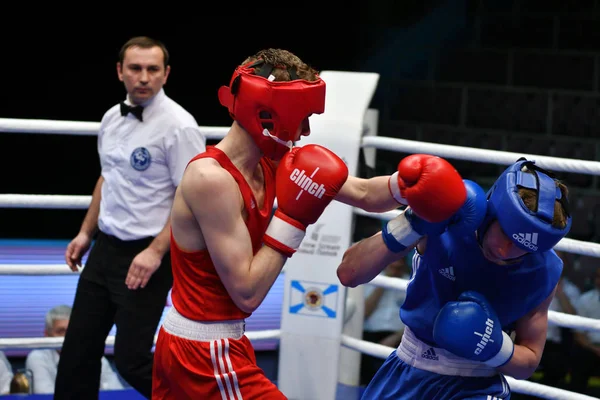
[151,48,434,399]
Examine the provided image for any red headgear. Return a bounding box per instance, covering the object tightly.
[218,59,326,160]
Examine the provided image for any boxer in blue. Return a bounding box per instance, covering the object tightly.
[337,156,572,399]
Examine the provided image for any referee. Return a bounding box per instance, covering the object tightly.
[55,36,206,399]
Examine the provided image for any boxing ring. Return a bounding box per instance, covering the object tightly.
[2,71,600,400]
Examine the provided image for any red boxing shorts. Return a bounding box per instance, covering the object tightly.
[152,307,286,400]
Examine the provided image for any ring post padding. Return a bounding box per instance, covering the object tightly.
[338,107,380,389]
[277,70,380,400]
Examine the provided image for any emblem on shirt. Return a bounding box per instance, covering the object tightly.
[130,147,151,171]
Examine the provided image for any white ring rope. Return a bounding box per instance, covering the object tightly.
[0,118,228,140]
[362,136,600,175]
[0,196,597,258]
[2,117,600,174]
[0,330,281,350]
[0,194,92,209]
[0,265,81,275]
[3,118,600,399]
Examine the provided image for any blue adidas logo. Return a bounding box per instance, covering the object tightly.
[438,267,456,281]
[421,347,439,361]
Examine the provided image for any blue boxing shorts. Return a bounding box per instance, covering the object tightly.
[361,328,511,400]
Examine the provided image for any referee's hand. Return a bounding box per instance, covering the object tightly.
[126,247,162,290]
[65,232,92,272]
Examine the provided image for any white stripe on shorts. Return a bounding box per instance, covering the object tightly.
[210,340,228,400]
[216,339,236,399]
[223,338,243,400]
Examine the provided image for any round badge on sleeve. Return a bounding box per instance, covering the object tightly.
[130,147,151,171]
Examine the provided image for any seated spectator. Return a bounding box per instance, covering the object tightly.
[25,305,124,394]
[0,351,13,395]
[539,251,580,388]
[360,257,411,386]
[570,267,600,395]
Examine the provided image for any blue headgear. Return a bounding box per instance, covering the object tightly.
[478,158,572,253]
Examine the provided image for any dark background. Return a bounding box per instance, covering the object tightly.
[0,0,461,239]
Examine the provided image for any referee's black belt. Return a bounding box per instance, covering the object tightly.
[97,230,155,248]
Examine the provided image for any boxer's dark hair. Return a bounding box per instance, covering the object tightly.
[241,48,319,82]
[518,167,569,229]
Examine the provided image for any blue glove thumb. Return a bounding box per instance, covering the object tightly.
[458,291,499,320]
[447,180,487,237]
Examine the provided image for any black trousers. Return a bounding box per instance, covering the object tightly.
[54,231,173,400]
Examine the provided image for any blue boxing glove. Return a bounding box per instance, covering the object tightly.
[446,179,487,237]
[433,291,514,367]
[381,180,487,253]
[381,207,448,252]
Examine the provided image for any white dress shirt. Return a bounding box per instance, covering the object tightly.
[97,88,206,240]
[546,278,581,343]
[25,349,124,394]
[0,351,12,394]
[574,288,600,344]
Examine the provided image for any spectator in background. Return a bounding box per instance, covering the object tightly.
[360,257,412,386]
[570,267,600,395]
[539,250,580,388]
[25,305,123,394]
[0,351,13,394]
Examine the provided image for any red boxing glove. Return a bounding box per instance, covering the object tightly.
[388,154,466,223]
[264,145,349,257]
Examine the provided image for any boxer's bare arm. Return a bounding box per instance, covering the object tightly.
[180,163,287,313]
[336,175,400,213]
[496,286,556,380]
[337,231,414,287]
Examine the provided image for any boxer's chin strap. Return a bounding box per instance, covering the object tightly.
[262,129,293,150]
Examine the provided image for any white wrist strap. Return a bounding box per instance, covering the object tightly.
[484,331,514,368]
[389,171,407,205]
[386,211,423,247]
[265,214,305,251]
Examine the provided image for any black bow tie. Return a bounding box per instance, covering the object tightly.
[120,102,144,122]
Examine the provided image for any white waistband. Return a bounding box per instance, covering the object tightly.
[395,327,498,377]
[162,306,245,341]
